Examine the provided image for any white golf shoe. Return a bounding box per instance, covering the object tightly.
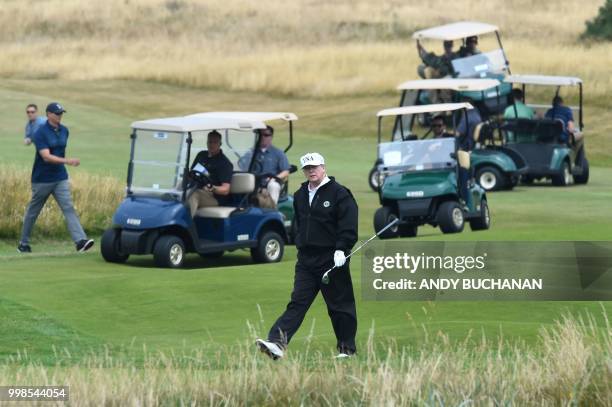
[334,352,354,359]
[256,339,284,360]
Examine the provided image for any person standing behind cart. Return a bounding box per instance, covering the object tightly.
[18,102,94,253]
[24,104,46,146]
[187,130,233,217]
[455,107,479,209]
[256,152,359,360]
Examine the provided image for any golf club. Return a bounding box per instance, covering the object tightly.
[321,217,400,284]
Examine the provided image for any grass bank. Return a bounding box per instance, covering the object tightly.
[1,310,610,405]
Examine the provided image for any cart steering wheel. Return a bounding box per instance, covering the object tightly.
[187,169,212,189]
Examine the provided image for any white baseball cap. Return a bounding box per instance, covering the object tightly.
[300,152,325,168]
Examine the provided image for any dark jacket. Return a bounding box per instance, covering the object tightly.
[293,177,358,254]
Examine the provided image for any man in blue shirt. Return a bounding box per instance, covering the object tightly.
[24,104,46,146]
[239,126,290,207]
[18,102,94,253]
[545,96,575,143]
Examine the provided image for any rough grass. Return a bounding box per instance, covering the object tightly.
[0,166,123,239]
[0,1,609,100]
[1,309,610,406]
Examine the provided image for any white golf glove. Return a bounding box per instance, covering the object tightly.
[333,250,346,268]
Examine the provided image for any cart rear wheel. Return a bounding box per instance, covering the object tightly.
[251,231,284,263]
[475,166,505,191]
[154,235,185,268]
[101,228,129,263]
[573,158,589,184]
[552,161,572,186]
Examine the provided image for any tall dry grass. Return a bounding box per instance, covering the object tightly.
[1,309,611,405]
[0,1,609,100]
[0,165,123,239]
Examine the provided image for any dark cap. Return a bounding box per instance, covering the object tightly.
[46,102,66,114]
[466,36,478,43]
[443,40,453,47]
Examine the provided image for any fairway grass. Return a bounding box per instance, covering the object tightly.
[1,310,610,405]
[1,78,611,404]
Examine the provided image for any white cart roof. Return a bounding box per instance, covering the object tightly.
[504,74,583,86]
[413,21,499,41]
[397,78,501,91]
[131,115,267,132]
[377,103,473,117]
[188,111,298,122]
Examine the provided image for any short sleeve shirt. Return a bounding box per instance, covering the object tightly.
[545,105,574,140]
[504,102,534,119]
[251,145,290,175]
[191,150,233,186]
[31,121,69,183]
[456,109,481,150]
[545,105,574,127]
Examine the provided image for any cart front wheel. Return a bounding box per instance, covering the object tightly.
[154,235,186,268]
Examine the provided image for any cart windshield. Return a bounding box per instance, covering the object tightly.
[379,138,456,172]
[452,49,507,78]
[130,129,186,195]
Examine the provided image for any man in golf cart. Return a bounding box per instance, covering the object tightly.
[431,115,455,139]
[238,125,290,207]
[187,130,233,217]
[504,88,534,120]
[417,40,457,79]
[458,36,481,57]
[545,96,575,143]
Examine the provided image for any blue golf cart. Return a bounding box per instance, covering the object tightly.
[101,112,298,268]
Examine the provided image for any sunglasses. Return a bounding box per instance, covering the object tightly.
[432,124,444,128]
[26,110,36,114]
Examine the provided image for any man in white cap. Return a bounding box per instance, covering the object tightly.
[257,152,359,359]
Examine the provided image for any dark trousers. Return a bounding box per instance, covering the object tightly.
[268,247,357,354]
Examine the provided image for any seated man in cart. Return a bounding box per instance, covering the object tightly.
[238,125,290,208]
[187,130,233,217]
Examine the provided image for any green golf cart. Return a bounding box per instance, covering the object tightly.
[502,75,588,186]
[412,21,511,80]
[373,103,490,238]
[368,78,527,192]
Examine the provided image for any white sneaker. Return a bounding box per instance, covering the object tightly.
[334,353,354,359]
[256,339,284,360]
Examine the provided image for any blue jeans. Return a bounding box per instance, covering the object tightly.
[20,180,87,244]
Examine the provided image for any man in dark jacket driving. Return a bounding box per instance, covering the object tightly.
[257,152,359,359]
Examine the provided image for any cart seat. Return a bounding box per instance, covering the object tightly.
[195,206,237,218]
[194,172,255,219]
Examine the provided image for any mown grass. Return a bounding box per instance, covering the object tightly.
[1,309,610,405]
